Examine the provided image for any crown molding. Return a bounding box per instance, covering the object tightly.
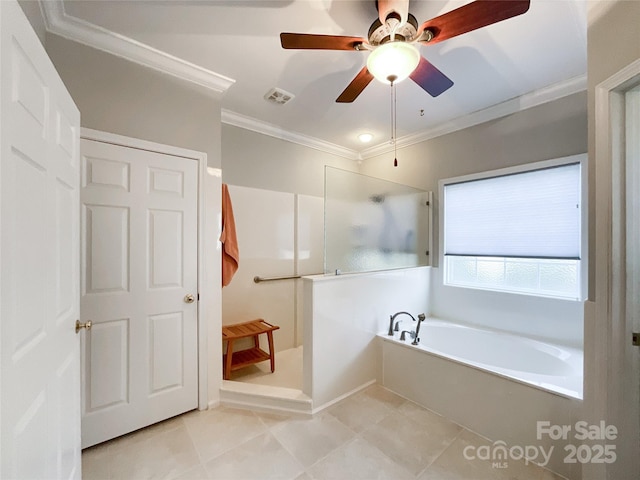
[40,0,235,94]
[221,109,361,161]
[223,73,586,162]
[360,74,588,159]
[39,0,586,161]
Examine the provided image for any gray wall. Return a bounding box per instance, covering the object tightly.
[18,0,46,46]
[588,0,640,299]
[360,91,588,256]
[361,91,588,346]
[46,34,223,168]
[586,2,640,479]
[221,124,358,197]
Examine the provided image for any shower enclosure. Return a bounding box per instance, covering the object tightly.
[221,169,431,398]
[324,166,432,274]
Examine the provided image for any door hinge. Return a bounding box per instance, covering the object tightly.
[197,293,200,301]
[633,332,640,347]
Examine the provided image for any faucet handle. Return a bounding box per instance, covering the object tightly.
[399,330,416,341]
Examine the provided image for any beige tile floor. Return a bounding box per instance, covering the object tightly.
[82,384,566,480]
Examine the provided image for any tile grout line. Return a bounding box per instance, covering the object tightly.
[271,411,360,476]
[182,407,268,470]
[414,426,466,478]
[253,411,311,479]
[173,415,209,479]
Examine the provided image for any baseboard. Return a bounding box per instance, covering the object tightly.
[310,379,377,414]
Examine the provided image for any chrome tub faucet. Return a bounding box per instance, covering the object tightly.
[387,311,416,335]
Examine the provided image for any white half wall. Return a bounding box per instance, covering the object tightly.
[303,267,430,410]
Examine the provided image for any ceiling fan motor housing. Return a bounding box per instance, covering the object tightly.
[280,0,531,102]
[368,13,418,45]
[377,0,410,26]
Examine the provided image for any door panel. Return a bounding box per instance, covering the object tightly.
[80,139,198,447]
[149,209,183,287]
[56,180,76,318]
[85,319,130,412]
[149,312,185,393]
[1,1,81,478]
[85,155,130,190]
[84,204,130,293]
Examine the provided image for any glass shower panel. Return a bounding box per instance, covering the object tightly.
[324,166,431,274]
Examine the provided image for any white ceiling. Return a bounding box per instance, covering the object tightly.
[53,0,587,157]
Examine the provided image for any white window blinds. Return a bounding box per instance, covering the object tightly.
[444,163,581,259]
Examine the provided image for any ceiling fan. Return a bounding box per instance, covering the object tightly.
[280,0,530,103]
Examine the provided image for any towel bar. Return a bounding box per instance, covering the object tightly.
[253,273,322,283]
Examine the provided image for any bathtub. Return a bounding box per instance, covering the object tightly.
[379,318,583,479]
[381,318,582,399]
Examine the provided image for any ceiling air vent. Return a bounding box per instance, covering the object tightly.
[264,87,295,105]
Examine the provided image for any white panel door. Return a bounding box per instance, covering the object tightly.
[80,139,199,447]
[0,1,81,478]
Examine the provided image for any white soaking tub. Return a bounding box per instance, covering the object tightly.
[382,319,582,398]
[379,318,583,479]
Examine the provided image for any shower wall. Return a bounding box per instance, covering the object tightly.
[222,185,323,352]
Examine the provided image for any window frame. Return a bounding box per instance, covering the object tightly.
[439,154,588,300]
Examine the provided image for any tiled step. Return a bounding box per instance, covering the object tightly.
[220,380,313,415]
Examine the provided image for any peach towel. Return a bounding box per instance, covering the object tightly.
[220,184,239,287]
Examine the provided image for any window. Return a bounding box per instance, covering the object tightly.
[442,159,584,299]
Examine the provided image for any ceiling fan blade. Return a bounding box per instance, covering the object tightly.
[280,33,366,50]
[336,66,374,103]
[409,56,454,97]
[419,0,530,45]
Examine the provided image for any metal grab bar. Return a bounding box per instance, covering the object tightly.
[253,273,322,283]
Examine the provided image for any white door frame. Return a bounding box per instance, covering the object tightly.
[590,57,640,478]
[80,128,210,410]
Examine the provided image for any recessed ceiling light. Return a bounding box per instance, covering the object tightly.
[358,133,373,143]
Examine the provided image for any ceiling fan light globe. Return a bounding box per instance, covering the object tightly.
[367,41,420,85]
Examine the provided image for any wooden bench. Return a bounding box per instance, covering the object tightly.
[222,319,280,380]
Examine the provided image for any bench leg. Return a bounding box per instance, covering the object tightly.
[267,332,275,373]
[224,339,234,380]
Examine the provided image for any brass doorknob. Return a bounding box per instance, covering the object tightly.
[75,320,92,334]
[184,294,195,304]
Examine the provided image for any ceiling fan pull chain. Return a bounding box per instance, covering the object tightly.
[390,79,394,147]
[391,80,398,167]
